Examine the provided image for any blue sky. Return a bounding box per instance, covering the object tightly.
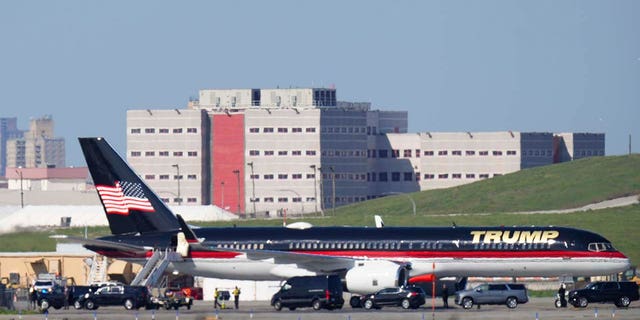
[1,1,638,166]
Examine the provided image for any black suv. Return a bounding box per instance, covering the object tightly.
[569,281,639,308]
[271,275,344,311]
[358,286,426,310]
[77,285,151,310]
[36,286,66,312]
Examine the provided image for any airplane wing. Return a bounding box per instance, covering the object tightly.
[241,249,355,273]
[55,236,150,255]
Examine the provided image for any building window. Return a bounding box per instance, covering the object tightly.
[159,151,169,157]
[250,174,259,179]
[278,151,288,156]
[249,128,259,133]
[278,197,288,203]
[438,150,448,156]
[466,173,475,179]
[278,174,288,180]
[378,150,388,158]
[452,173,462,179]
[264,197,274,203]
[131,151,141,157]
[264,150,274,156]
[292,127,302,133]
[466,150,476,156]
[392,149,399,158]
[187,174,196,180]
[159,128,169,134]
[306,173,315,179]
[306,197,315,202]
[493,151,503,156]
[507,150,517,155]
[130,128,141,134]
[161,198,169,203]
[415,149,420,158]
[292,197,302,203]
[479,174,489,179]
[264,174,274,180]
[306,127,316,133]
[391,172,400,181]
[145,128,155,134]
[306,150,316,156]
[438,174,449,179]
[424,150,434,156]
[144,174,155,180]
[404,172,413,181]
[159,175,169,180]
[173,151,183,156]
[263,127,274,133]
[278,127,288,133]
[145,151,155,156]
[173,174,183,180]
[452,150,462,156]
[292,174,302,179]
[479,151,489,156]
[403,149,412,157]
[187,198,197,203]
[424,174,435,180]
[379,172,388,182]
[249,150,260,156]
[292,150,301,156]
[172,128,182,133]
[187,128,197,133]
[188,151,198,157]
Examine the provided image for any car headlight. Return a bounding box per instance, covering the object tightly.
[84,293,89,298]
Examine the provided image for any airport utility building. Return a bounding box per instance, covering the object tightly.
[127,88,604,217]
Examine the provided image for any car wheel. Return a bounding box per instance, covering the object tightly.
[577,297,588,308]
[40,299,50,311]
[618,296,631,308]
[74,300,83,310]
[350,296,362,308]
[462,297,474,309]
[506,297,518,309]
[401,298,411,309]
[85,300,96,310]
[124,298,135,310]
[555,299,562,308]
[273,300,282,311]
[363,299,374,310]
[312,299,322,310]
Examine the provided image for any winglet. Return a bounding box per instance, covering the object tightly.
[176,214,200,243]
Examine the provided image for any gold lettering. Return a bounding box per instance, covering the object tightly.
[541,230,559,242]
[519,231,542,243]
[484,231,502,243]
[501,230,520,243]
[470,231,486,243]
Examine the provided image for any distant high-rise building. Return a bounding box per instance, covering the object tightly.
[0,117,24,177]
[5,115,65,170]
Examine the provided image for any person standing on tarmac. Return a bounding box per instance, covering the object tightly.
[232,286,241,309]
[442,283,449,308]
[558,283,567,307]
[214,288,221,309]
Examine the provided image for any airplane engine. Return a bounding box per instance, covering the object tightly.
[345,260,409,294]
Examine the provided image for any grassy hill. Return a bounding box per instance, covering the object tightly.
[1,155,638,264]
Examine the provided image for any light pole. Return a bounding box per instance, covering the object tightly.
[247,162,256,217]
[15,168,24,208]
[278,189,304,216]
[310,165,320,215]
[233,169,241,215]
[382,192,417,215]
[171,164,181,205]
[318,167,324,215]
[329,166,336,215]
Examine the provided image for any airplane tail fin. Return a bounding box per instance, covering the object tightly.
[79,137,180,235]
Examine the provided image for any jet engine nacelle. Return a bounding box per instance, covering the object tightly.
[345,260,409,294]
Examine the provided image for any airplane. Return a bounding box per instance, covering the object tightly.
[74,137,630,294]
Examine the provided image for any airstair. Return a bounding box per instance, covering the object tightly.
[88,255,108,284]
[130,249,183,287]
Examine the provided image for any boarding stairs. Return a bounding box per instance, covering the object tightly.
[88,255,108,284]
[130,249,182,287]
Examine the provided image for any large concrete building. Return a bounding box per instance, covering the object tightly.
[126,88,605,216]
[0,118,24,177]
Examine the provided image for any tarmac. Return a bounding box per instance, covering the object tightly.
[2,298,640,320]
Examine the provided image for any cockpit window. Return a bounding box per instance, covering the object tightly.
[588,242,614,252]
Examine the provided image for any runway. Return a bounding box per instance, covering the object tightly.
[2,298,640,320]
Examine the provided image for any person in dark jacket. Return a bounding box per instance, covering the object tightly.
[442,283,449,308]
[558,283,567,307]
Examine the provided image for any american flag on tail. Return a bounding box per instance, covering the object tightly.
[96,181,155,215]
